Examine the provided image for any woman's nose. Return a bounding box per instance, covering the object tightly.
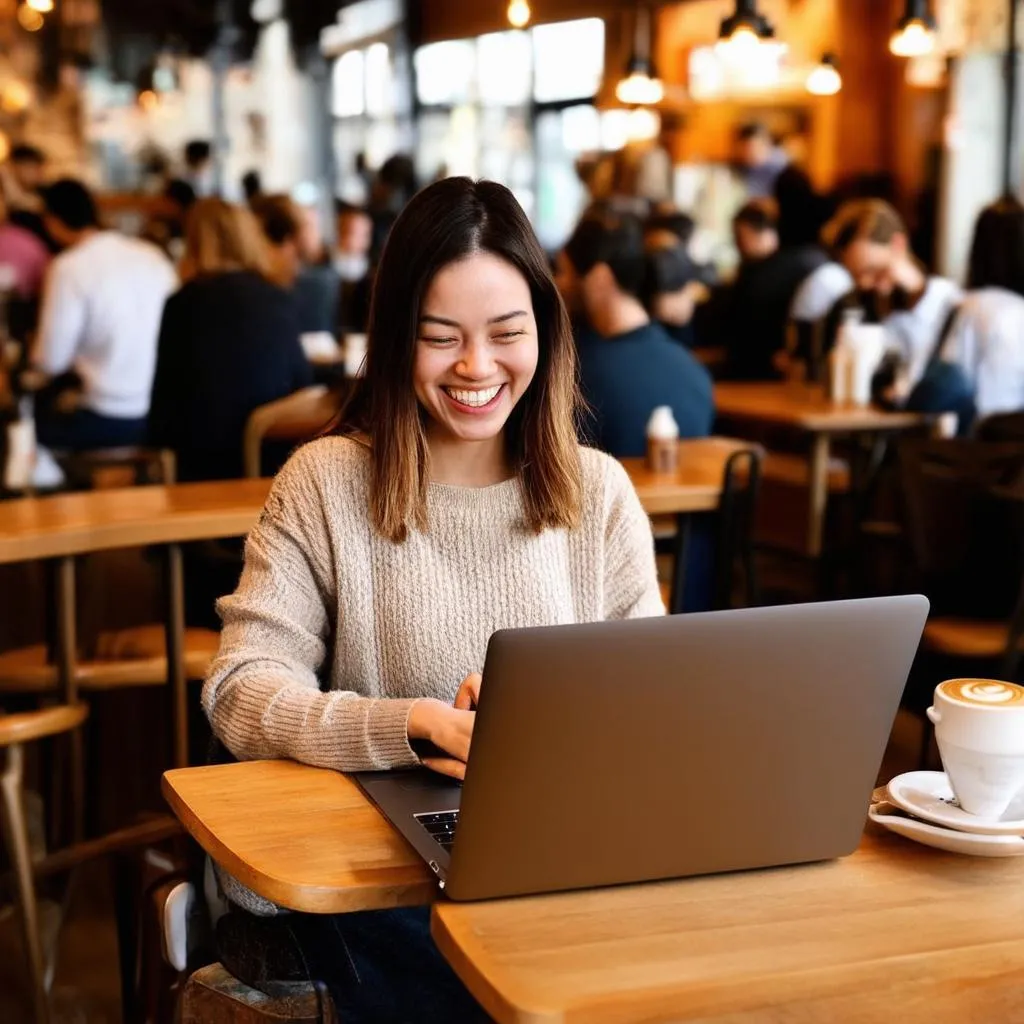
[456,340,496,379]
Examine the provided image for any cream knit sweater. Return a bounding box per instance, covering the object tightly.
[203,436,663,911]
[204,436,663,771]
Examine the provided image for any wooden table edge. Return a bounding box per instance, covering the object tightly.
[432,903,558,1024]
[161,769,438,914]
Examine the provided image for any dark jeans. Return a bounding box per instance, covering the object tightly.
[36,407,148,452]
[217,905,491,1023]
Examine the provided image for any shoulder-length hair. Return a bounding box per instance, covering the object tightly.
[181,198,272,282]
[337,176,583,543]
[968,196,1024,297]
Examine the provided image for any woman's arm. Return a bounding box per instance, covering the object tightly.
[600,458,665,619]
[202,446,421,772]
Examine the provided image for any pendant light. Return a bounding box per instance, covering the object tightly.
[717,0,775,60]
[806,54,841,96]
[615,5,664,106]
[26,0,53,11]
[890,0,937,58]
[507,0,530,29]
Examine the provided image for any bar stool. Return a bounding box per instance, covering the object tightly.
[0,703,89,1024]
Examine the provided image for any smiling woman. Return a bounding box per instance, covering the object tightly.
[200,177,663,1018]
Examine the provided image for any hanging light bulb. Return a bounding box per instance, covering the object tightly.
[615,6,664,106]
[16,4,44,31]
[807,54,842,96]
[26,0,54,11]
[717,0,775,61]
[890,0,937,58]
[507,0,530,29]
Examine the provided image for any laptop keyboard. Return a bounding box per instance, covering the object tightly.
[415,810,460,852]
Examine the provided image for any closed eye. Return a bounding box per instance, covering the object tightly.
[494,330,526,342]
[420,336,458,345]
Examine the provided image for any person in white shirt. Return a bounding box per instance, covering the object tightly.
[941,198,1024,420]
[789,262,854,323]
[824,199,963,390]
[32,179,177,451]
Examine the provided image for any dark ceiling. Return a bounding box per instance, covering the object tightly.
[101,0,349,62]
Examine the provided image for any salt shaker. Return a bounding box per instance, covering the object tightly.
[646,406,680,474]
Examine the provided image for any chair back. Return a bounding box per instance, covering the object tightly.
[898,439,1024,619]
[976,412,1024,444]
[713,447,763,610]
[242,386,340,478]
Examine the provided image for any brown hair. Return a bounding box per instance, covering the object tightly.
[336,177,584,543]
[181,198,272,281]
[252,194,302,246]
[822,199,906,258]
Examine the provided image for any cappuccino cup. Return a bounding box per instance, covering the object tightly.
[927,679,1024,819]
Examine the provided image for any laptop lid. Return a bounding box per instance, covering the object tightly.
[444,596,928,901]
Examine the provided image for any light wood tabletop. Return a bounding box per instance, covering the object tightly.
[432,829,1024,1024]
[620,436,757,516]
[162,760,436,913]
[0,438,750,565]
[714,381,927,434]
[0,478,273,564]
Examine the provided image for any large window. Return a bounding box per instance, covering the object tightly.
[411,18,611,248]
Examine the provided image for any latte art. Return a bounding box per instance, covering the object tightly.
[938,679,1024,707]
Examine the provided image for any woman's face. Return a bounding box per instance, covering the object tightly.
[414,252,539,445]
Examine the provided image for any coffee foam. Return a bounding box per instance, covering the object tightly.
[938,679,1024,708]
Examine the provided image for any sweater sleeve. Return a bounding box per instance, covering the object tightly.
[201,447,421,772]
[600,456,665,619]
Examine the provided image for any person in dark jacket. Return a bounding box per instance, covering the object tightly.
[558,208,713,458]
[148,197,313,483]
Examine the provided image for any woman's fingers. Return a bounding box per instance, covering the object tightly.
[422,756,467,781]
[454,672,482,711]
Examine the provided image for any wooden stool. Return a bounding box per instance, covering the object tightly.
[180,963,338,1023]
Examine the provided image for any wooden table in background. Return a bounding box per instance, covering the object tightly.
[714,382,927,557]
[163,758,1024,1023]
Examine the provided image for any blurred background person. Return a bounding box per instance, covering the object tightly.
[148,197,311,484]
[719,199,825,379]
[2,144,53,250]
[254,193,340,336]
[825,199,961,390]
[241,169,263,207]
[734,121,788,199]
[32,179,176,451]
[142,178,197,262]
[939,197,1024,421]
[334,200,374,333]
[559,208,713,458]
[0,190,50,303]
[181,139,214,196]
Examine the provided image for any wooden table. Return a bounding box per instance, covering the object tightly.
[164,758,1024,1023]
[714,382,927,557]
[0,479,274,774]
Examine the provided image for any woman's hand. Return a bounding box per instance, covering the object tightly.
[407,697,475,781]
[454,672,482,711]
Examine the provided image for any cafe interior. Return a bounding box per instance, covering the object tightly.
[3,0,1024,1020]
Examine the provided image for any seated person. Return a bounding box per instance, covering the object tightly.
[148,198,313,483]
[720,199,826,380]
[943,197,1024,421]
[824,200,965,411]
[646,242,707,349]
[33,180,177,451]
[557,209,714,458]
[201,177,662,1019]
[253,194,340,335]
[334,200,374,333]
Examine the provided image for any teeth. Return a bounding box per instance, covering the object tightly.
[445,385,502,408]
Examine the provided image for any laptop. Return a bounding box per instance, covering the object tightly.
[355,596,928,902]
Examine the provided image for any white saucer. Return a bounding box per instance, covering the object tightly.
[886,771,1024,836]
[868,800,1024,857]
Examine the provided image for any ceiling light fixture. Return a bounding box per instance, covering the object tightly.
[717,0,775,60]
[16,5,44,31]
[890,0,937,58]
[615,6,664,106]
[27,0,53,11]
[507,0,530,30]
[807,53,842,96]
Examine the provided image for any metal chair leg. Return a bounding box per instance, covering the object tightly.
[1,743,50,1024]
